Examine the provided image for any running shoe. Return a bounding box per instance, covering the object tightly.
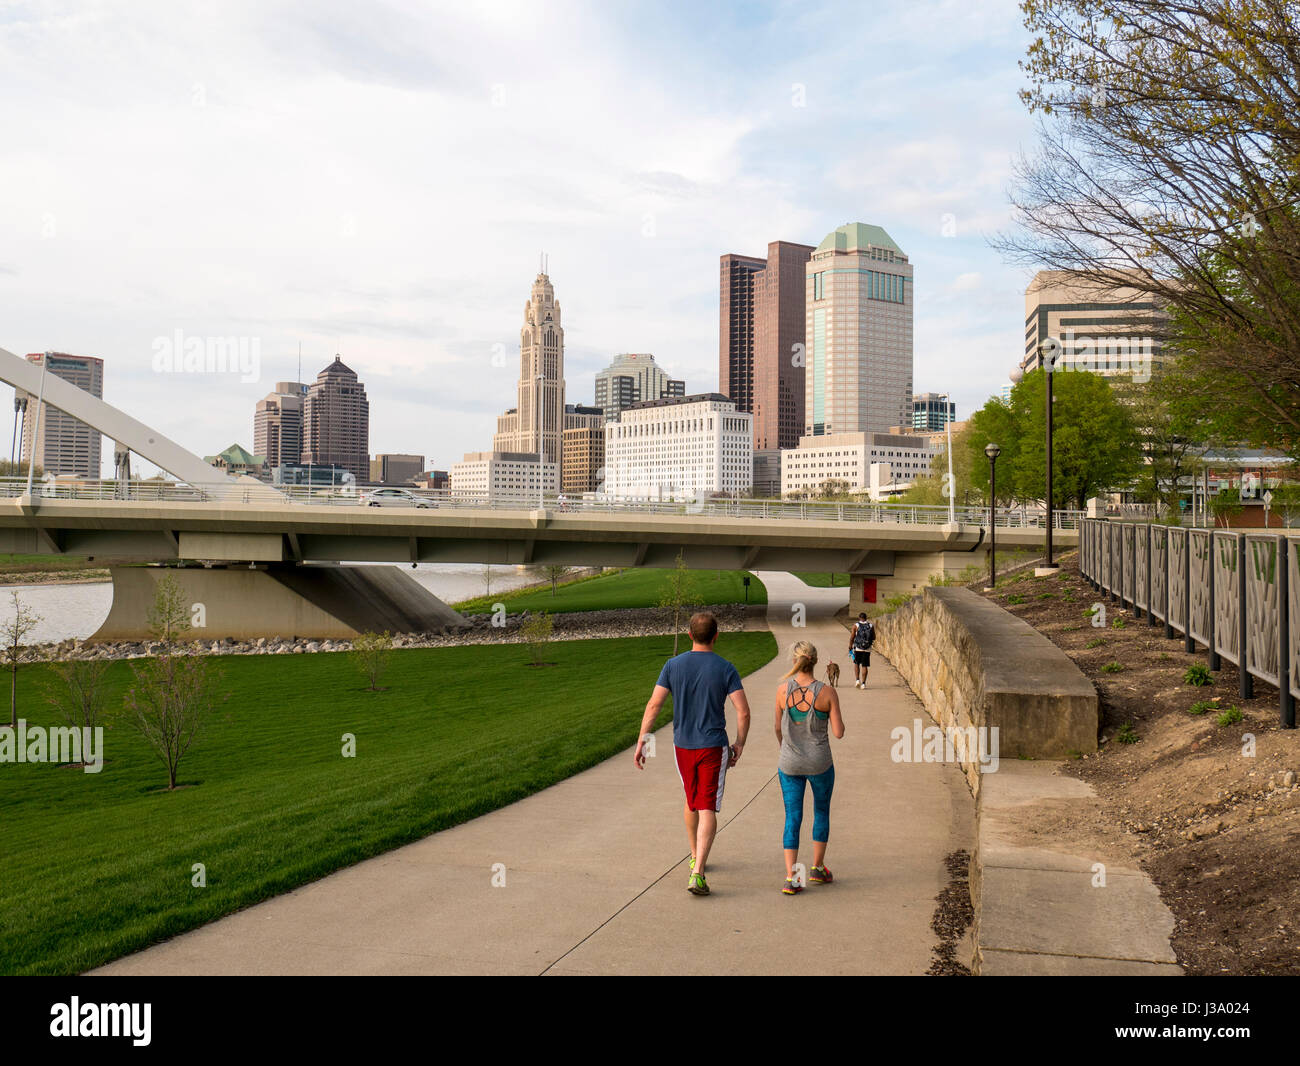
[783,877,803,895]
[687,872,710,896]
[809,866,834,884]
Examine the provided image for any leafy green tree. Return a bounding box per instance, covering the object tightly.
[966,368,1142,510]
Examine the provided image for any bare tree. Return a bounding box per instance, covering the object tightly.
[519,611,553,666]
[657,550,692,656]
[47,658,110,736]
[544,565,571,596]
[998,0,1300,455]
[126,572,223,790]
[2,590,42,728]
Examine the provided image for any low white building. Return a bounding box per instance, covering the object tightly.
[780,431,936,498]
[603,393,752,500]
[450,450,558,500]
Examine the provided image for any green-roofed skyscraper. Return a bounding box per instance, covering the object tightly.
[804,223,914,437]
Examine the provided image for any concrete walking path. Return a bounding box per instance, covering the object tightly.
[93,572,974,976]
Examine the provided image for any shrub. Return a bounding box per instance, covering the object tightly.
[1184,663,1213,687]
[1110,617,1127,629]
[1102,661,1124,673]
[351,631,394,692]
[519,611,554,666]
[1116,722,1140,743]
[1215,707,1242,727]
[1005,593,1027,605]
[1186,699,1217,716]
[1086,637,1106,649]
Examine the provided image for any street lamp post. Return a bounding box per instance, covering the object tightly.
[942,391,955,525]
[985,442,1001,590]
[1037,339,1059,573]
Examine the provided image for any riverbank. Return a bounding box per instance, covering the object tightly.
[23,602,766,662]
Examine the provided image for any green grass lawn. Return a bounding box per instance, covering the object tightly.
[790,572,851,588]
[0,552,102,574]
[453,568,767,614]
[0,630,776,974]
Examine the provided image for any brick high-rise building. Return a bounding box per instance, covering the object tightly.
[561,403,604,495]
[18,352,104,477]
[302,356,369,481]
[720,240,814,452]
[254,381,308,470]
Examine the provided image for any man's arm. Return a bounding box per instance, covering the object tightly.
[635,685,669,769]
[728,687,751,765]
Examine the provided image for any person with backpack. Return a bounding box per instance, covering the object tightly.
[774,640,844,894]
[849,612,874,688]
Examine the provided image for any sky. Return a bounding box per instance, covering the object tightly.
[0,0,1043,476]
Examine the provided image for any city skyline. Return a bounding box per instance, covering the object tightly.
[0,0,1039,477]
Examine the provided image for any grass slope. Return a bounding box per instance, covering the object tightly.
[0,630,776,974]
[453,568,767,614]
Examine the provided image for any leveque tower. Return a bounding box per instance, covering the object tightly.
[493,270,567,468]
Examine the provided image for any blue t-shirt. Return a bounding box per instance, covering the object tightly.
[656,650,744,750]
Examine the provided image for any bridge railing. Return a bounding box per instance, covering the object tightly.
[1080,517,1297,728]
[1,477,1084,528]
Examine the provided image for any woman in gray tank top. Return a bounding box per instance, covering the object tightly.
[774,640,844,895]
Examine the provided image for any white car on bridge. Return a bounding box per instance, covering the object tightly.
[360,487,437,509]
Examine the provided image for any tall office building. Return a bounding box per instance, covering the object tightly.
[254,381,308,470]
[1022,270,1168,379]
[720,240,814,451]
[18,352,104,477]
[805,223,914,437]
[301,356,369,481]
[561,403,605,495]
[593,353,683,420]
[911,393,956,431]
[494,271,567,465]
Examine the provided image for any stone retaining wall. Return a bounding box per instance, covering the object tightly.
[874,586,1098,798]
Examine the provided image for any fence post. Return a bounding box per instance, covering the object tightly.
[1280,537,1294,729]
[1237,532,1253,700]
[1183,529,1194,653]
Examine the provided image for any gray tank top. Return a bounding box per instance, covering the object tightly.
[778,677,833,775]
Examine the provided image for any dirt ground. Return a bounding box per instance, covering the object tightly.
[969,550,1299,976]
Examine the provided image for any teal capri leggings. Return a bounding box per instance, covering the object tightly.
[777,765,835,850]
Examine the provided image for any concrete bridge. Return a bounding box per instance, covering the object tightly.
[0,343,1076,638]
[0,491,1077,639]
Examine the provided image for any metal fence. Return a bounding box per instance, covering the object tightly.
[0,477,1085,529]
[1080,518,1297,727]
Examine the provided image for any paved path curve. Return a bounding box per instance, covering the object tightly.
[94,572,973,976]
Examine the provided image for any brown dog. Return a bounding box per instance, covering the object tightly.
[826,661,840,688]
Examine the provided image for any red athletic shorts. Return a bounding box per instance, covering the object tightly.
[675,745,729,812]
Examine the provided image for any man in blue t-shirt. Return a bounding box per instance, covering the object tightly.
[634,611,752,896]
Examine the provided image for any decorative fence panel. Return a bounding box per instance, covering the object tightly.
[1151,526,1168,624]
[1079,520,1295,726]
[1212,531,1239,667]
[1168,528,1188,637]
[1135,525,1149,612]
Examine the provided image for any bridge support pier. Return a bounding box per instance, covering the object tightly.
[89,564,469,642]
[850,548,988,614]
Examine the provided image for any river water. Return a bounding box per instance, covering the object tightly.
[0,563,539,645]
